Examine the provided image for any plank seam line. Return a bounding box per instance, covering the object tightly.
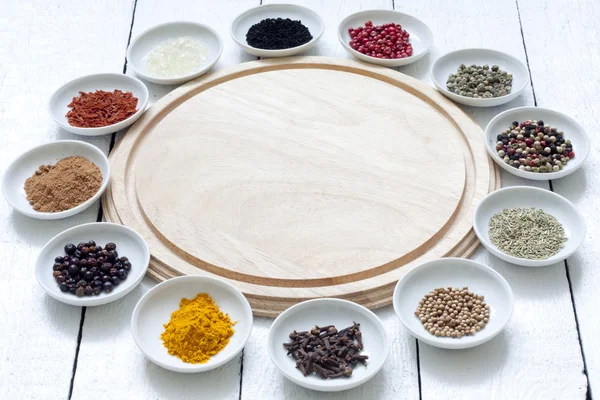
[238,349,245,400]
[68,0,139,397]
[515,0,537,105]
[67,308,86,400]
[563,255,592,399]
[416,339,423,399]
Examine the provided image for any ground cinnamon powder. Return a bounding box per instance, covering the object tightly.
[24,156,103,212]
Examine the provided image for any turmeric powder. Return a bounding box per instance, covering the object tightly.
[161,293,235,364]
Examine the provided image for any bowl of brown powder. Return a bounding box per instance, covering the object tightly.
[1,140,110,219]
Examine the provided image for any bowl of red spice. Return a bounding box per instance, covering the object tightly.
[48,73,149,136]
[337,10,433,67]
[1,140,110,219]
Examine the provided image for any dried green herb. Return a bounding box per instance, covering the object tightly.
[488,207,567,260]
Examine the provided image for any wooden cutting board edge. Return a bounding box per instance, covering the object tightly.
[102,57,500,317]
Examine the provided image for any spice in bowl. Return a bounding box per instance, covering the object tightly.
[489,207,567,259]
[24,156,103,212]
[161,293,235,364]
[143,36,208,79]
[495,120,574,173]
[52,241,131,296]
[246,18,312,50]
[66,89,138,127]
[348,21,412,59]
[446,64,512,98]
[415,287,490,338]
[283,322,367,379]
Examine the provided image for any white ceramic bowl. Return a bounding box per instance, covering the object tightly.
[473,186,586,267]
[230,4,324,58]
[127,21,224,85]
[131,276,252,373]
[337,10,433,67]
[1,140,110,220]
[267,298,388,392]
[485,107,591,180]
[35,222,150,306]
[393,258,514,350]
[48,73,149,136]
[431,48,529,107]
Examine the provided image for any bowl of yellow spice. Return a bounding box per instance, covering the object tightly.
[131,276,253,373]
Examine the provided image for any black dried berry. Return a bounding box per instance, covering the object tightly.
[68,264,80,276]
[105,243,116,251]
[59,282,69,292]
[53,263,63,271]
[111,276,121,286]
[75,287,85,297]
[118,269,128,279]
[55,256,64,263]
[103,282,114,293]
[64,243,76,255]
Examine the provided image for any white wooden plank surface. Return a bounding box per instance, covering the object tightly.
[70,1,258,399]
[1,0,594,399]
[519,0,599,396]
[0,0,132,399]
[398,0,588,398]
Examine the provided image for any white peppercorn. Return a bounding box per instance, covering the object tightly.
[414,286,490,338]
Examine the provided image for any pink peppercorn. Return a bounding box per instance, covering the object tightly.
[348,21,413,59]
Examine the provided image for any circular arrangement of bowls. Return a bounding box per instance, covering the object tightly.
[338,10,433,67]
[267,298,388,392]
[431,48,529,107]
[1,140,110,220]
[484,106,591,180]
[393,258,514,349]
[230,4,324,57]
[131,276,253,373]
[48,73,149,136]
[35,222,150,306]
[127,21,224,85]
[473,186,586,267]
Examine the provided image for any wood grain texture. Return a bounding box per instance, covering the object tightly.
[0,0,132,399]
[519,0,599,396]
[70,1,258,399]
[135,67,466,283]
[399,0,588,398]
[103,56,497,315]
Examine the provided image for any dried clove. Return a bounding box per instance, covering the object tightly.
[283,322,368,379]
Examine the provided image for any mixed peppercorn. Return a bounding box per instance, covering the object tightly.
[52,241,131,297]
[348,21,412,59]
[495,119,574,173]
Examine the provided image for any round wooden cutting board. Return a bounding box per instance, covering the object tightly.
[103,57,499,317]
